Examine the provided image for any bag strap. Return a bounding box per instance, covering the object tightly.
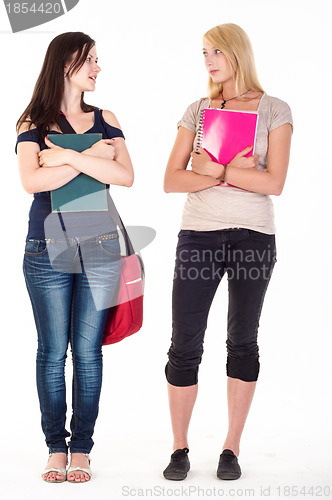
[106,196,135,256]
[56,112,77,134]
[55,112,135,257]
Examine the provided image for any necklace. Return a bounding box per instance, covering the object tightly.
[220,89,250,109]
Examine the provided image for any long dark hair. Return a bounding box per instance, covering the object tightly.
[17,32,97,139]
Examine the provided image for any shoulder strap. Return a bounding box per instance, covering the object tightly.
[56,113,76,134]
[107,195,135,256]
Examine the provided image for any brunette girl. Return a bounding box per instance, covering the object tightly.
[16,32,133,483]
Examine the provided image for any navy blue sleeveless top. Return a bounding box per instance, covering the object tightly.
[16,109,125,241]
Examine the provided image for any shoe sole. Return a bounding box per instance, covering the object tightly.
[217,471,241,480]
[163,471,188,481]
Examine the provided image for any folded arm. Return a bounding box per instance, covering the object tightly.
[164,127,221,193]
[191,123,293,196]
[220,123,292,195]
[39,136,134,187]
[165,123,292,196]
[17,139,80,194]
[17,111,134,194]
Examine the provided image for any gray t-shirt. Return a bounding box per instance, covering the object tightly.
[177,93,293,234]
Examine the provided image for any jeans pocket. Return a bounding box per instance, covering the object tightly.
[247,229,275,241]
[178,230,196,237]
[24,239,48,255]
[99,238,121,256]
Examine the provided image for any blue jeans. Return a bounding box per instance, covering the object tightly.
[23,233,121,454]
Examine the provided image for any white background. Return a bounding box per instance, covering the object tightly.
[0,0,331,498]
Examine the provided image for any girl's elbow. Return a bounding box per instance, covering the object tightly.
[272,179,285,196]
[124,171,134,187]
[265,172,285,196]
[22,175,47,194]
[164,176,174,193]
[271,184,283,196]
[22,179,36,194]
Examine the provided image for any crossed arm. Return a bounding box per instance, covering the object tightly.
[17,111,134,195]
[164,123,292,196]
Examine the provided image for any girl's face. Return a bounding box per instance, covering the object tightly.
[203,40,234,86]
[65,45,101,93]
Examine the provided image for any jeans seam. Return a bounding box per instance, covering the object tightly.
[70,286,79,441]
[254,260,276,328]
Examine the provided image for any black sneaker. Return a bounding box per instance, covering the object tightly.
[163,447,190,480]
[217,449,241,480]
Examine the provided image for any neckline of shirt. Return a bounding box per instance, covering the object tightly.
[207,92,266,113]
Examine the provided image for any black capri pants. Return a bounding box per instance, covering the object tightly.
[165,228,277,385]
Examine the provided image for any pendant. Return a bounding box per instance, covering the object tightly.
[220,100,226,109]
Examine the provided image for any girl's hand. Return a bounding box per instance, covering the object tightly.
[228,146,259,169]
[85,139,116,160]
[38,136,72,167]
[190,148,223,178]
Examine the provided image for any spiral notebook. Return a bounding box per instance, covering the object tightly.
[198,108,259,187]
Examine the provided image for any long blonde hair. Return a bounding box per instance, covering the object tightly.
[203,23,264,99]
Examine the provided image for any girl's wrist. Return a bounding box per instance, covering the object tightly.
[216,164,228,183]
[81,147,94,157]
[68,149,80,168]
[207,160,223,179]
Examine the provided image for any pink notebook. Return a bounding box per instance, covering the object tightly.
[198,108,259,187]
